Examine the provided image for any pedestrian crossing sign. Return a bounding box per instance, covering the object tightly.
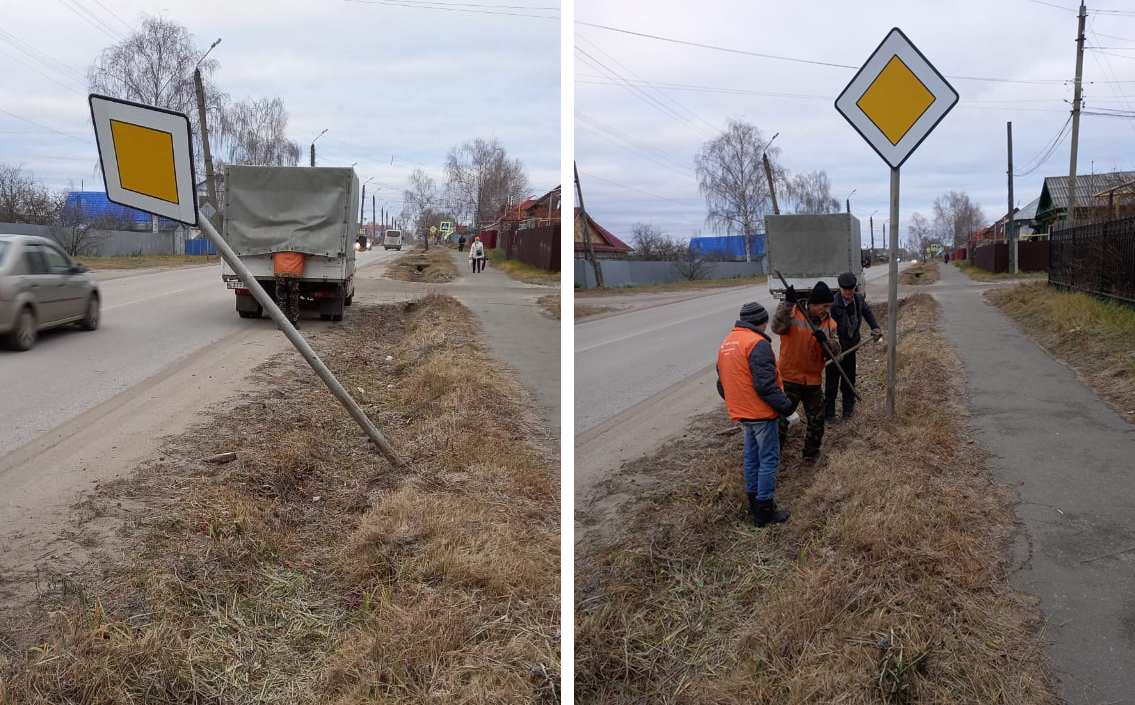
[440,220,453,234]
[89,94,198,225]
[835,28,958,169]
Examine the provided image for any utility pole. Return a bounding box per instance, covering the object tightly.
[310,144,315,168]
[1008,121,1017,273]
[193,68,219,214]
[372,195,375,245]
[360,183,366,227]
[573,161,604,288]
[1067,0,1087,228]
[870,215,875,262]
[763,152,780,216]
[846,198,851,214]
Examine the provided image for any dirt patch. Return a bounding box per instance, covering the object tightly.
[989,281,1135,421]
[386,247,458,282]
[536,294,561,320]
[0,295,560,703]
[575,305,614,319]
[899,260,941,285]
[575,293,1056,704]
[575,275,767,297]
[75,254,221,270]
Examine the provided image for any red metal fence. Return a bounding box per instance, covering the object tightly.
[970,241,1049,274]
[1050,217,1135,305]
[497,223,560,272]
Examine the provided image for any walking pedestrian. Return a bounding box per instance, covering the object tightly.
[717,302,795,527]
[826,272,883,424]
[468,235,486,273]
[772,281,840,462]
[458,234,467,252]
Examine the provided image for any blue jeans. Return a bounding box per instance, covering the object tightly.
[742,419,781,500]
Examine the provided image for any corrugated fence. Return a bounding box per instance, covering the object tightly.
[1050,217,1135,305]
[498,224,559,272]
[970,241,1050,274]
[575,258,767,289]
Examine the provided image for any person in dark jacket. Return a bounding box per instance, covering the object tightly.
[717,302,796,527]
[826,272,883,423]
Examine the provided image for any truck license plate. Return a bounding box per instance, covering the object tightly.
[225,280,245,289]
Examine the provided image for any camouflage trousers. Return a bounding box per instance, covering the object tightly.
[778,381,826,459]
[275,276,301,325]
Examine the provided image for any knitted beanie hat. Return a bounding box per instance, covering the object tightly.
[739,301,769,326]
[809,281,835,304]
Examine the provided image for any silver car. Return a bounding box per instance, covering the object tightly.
[0,234,100,351]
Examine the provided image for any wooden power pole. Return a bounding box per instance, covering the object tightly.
[1007,121,1017,273]
[193,68,218,214]
[573,162,604,288]
[1067,1,1087,228]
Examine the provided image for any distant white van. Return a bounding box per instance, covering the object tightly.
[383,229,403,251]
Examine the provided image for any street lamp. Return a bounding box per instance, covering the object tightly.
[310,128,328,167]
[197,38,221,69]
[845,188,857,214]
[194,38,222,211]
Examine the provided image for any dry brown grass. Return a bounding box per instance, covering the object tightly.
[955,260,1047,281]
[575,275,767,297]
[537,294,561,320]
[575,293,1056,704]
[0,294,560,704]
[485,250,560,285]
[76,254,220,269]
[386,247,459,282]
[898,260,941,285]
[575,306,614,320]
[989,281,1135,418]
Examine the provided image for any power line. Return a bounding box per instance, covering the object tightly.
[1024,0,1078,11]
[1087,22,1135,137]
[576,116,696,178]
[0,45,86,95]
[86,0,134,32]
[54,0,124,40]
[576,111,695,172]
[577,170,702,208]
[341,0,558,20]
[0,108,91,143]
[575,21,1080,86]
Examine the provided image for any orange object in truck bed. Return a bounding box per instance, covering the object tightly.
[273,251,306,276]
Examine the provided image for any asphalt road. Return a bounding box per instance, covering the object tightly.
[0,248,393,458]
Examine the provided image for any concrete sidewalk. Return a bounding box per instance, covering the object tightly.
[445,249,560,443]
[933,263,1135,704]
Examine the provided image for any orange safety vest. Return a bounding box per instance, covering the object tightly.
[273,251,306,277]
[718,326,784,421]
[779,306,837,386]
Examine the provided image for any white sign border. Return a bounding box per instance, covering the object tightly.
[89,94,198,225]
[835,28,959,169]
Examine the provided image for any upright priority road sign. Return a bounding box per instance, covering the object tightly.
[834,28,958,418]
[89,94,400,466]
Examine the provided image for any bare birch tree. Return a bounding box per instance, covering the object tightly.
[444,137,528,228]
[628,222,685,261]
[932,191,986,246]
[0,165,60,224]
[785,169,840,214]
[403,168,458,241]
[695,119,782,261]
[218,97,301,166]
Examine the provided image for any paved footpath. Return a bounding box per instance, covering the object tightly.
[445,249,560,444]
[933,263,1135,704]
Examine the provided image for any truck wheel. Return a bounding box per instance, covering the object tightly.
[5,306,37,351]
[344,292,354,307]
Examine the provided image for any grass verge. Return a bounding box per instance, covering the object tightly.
[989,281,1135,418]
[0,294,560,703]
[537,294,561,320]
[76,254,220,269]
[486,249,560,285]
[898,260,940,285]
[575,292,1055,704]
[575,305,615,320]
[575,275,767,297]
[954,260,1047,281]
[386,246,459,282]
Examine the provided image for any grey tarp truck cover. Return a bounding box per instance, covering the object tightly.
[222,166,360,257]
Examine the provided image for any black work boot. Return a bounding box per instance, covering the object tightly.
[753,499,790,527]
[747,493,760,521]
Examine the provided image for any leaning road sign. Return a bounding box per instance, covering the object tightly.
[89,94,198,224]
[834,28,958,169]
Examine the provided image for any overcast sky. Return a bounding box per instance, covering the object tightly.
[1,0,560,222]
[575,0,1135,248]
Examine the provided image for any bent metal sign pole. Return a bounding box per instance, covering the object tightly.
[834,28,958,418]
[88,94,401,467]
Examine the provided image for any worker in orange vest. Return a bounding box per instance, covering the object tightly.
[771,281,841,462]
[717,302,796,526]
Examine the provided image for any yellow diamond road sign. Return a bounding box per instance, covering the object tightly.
[89,94,198,225]
[836,28,958,169]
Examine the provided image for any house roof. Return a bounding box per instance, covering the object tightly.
[573,208,632,252]
[526,185,561,215]
[1038,171,1135,217]
[1015,196,1040,222]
